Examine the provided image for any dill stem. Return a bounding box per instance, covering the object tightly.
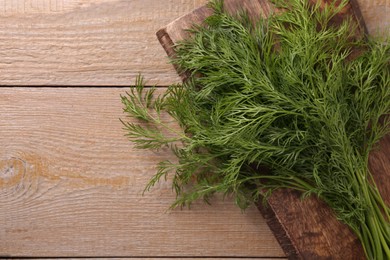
[360,170,390,259]
[362,222,375,259]
[347,162,390,259]
[368,176,390,219]
[142,105,191,143]
[368,213,382,259]
[369,190,390,258]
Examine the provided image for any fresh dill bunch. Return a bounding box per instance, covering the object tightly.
[121,0,390,258]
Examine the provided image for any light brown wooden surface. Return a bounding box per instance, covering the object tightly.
[357,0,389,35]
[0,0,208,86]
[0,0,387,86]
[0,88,284,257]
[0,0,388,258]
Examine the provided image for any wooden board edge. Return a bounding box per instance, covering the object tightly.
[156,5,213,81]
[257,189,365,259]
[156,27,179,73]
[156,27,189,81]
[156,28,176,59]
[256,197,300,260]
[349,0,369,36]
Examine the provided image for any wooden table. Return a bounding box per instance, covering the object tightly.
[0,0,388,258]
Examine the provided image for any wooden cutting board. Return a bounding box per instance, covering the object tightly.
[156,0,389,259]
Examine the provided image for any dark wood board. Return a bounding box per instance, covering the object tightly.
[156,0,388,259]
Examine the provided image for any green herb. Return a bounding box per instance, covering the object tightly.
[121,0,390,258]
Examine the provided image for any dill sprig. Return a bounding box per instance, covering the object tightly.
[121,0,390,258]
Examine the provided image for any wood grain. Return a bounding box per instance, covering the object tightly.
[156,0,388,259]
[355,0,389,36]
[0,0,388,86]
[0,0,207,86]
[0,87,284,257]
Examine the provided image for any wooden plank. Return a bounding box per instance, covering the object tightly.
[0,0,388,86]
[0,0,208,86]
[355,0,390,36]
[0,87,284,257]
[156,0,389,259]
